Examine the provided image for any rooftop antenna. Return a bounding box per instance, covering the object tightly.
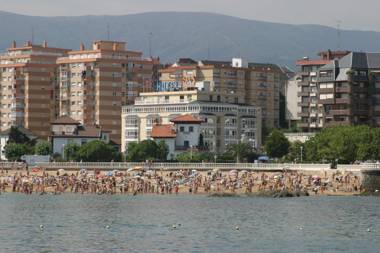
[148,32,153,57]
[31,25,34,44]
[336,20,342,50]
[107,23,110,40]
[207,40,210,60]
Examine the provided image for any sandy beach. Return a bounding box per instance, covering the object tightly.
[0,166,366,197]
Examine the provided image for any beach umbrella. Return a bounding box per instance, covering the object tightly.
[229,170,238,176]
[58,169,65,174]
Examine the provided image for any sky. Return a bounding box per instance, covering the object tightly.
[1,0,380,31]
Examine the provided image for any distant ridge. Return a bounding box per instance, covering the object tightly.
[2,11,380,66]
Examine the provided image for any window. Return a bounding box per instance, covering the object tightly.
[189,126,194,132]
[184,141,189,147]
[180,126,185,132]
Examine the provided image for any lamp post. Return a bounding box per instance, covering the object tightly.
[62,144,65,161]
[214,154,217,163]
[300,146,303,163]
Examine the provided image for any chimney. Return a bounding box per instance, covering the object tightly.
[80,42,85,51]
[11,41,16,48]
[42,41,48,48]
[24,41,32,47]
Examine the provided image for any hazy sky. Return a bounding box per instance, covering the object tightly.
[1,0,380,31]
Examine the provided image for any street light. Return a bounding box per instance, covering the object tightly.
[300,146,303,163]
[62,144,66,161]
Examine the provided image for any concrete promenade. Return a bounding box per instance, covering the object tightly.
[0,161,375,172]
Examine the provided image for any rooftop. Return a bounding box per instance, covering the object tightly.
[52,116,80,125]
[170,115,203,124]
[151,124,176,138]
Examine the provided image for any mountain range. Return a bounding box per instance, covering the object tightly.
[1,11,380,68]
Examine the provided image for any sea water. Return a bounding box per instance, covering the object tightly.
[0,194,379,253]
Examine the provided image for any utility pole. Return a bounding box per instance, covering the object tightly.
[107,23,110,40]
[148,32,153,57]
[336,20,342,50]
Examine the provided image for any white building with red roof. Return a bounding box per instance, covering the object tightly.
[121,90,262,156]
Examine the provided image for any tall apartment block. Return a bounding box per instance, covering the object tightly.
[56,41,159,144]
[158,58,284,130]
[295,50,350,130]
[0,41,69,138]
[295,50,380,130]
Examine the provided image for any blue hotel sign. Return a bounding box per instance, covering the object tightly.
[154,81,182,91]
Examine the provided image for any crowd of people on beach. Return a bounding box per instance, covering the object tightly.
[0,166,363,196]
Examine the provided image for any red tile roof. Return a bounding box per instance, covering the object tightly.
[296,59,331,66]
[52,116,80,125]
[170,115,203,124]
[151,124,176,138]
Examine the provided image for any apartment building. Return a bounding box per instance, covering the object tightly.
[295,50,380,130]
[295,50,350,131]
[0,41,69,138]
[158,58,283,129]
[246,63,285,129]
[56,41,159,144]
[317,52,380,127]
[121,90,262,155]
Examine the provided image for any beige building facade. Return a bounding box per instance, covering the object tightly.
[0,41,69,138]
[56,41,159,144]
[158,58,283,130]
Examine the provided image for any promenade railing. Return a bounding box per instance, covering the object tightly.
[36,162,331,171]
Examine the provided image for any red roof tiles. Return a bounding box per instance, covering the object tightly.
[170,115,203,124]
[151,124,176,138]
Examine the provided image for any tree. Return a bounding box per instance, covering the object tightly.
[126,140,159,162]
[8,126,31,144]
[77,140,121,162]
[176,151,214,163]
[5,143,29,161]
[64,143,80,161]
[157,141,169,161]
[198,133,204,148]
[227,143,253,163]
[34,141,52,155]
[284,141,304,162]
[265,129,290,159]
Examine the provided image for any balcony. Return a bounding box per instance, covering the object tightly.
[335,98,350,104]
[297,81,309,87]
[354,110,369,116]
[350,75,368,82]
[324,120,351,127]
[297,91,309,97]
[318,99,335,104]
[336,87,351,93]
[297,122,309,128]
[319,88,334,93]
[327,109,350,116]
[297,112,310,117]
[297,101,310,107]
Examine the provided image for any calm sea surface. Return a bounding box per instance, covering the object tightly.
[0,194,379,253]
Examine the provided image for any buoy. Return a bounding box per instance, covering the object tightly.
[106,225,110,229]
[39,225,44,230]
[172,224,177,229]
[367,228,371,232]
[235,226,240,230]
[299,226,303,230]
